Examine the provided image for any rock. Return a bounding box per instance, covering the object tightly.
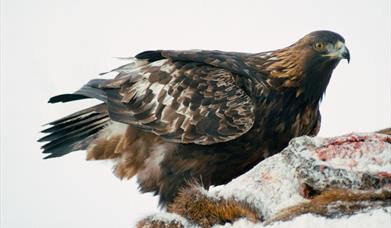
[136,213,191,228]
[137,132,391,227]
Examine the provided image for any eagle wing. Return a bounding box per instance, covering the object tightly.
[98,57,255,145]
[136,50,265,80]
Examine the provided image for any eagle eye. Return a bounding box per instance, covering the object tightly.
[313,42,326,51]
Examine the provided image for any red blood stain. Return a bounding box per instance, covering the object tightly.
[314,134,389,162]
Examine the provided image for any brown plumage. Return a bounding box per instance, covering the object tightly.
[39,30,350,206]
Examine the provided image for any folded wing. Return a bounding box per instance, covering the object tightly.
[101,58,255,145]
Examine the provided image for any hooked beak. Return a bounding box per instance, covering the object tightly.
[341,46,350,63]
[324,41,350,63]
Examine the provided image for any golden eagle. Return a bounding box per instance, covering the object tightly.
[39,30,350,206]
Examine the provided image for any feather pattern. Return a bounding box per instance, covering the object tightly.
[100,59,255,144]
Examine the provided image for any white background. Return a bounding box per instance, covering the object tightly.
[1,0,390,227]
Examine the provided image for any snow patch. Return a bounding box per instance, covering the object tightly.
[208,154,307,219]
[213,207,391,228]
[143,212,199,228]
[207,133,391,220]
[137,132,391,227]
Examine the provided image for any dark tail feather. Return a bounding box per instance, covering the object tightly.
[39,103,110,159]
[48,79,108,103]
[48,94,89,103]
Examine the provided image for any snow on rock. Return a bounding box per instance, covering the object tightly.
[136,212,198,228]
[286,133,391,192]
[208,133,391,220]
[213,206,391,228]
[137,132,391,227]
[207,149,306,220]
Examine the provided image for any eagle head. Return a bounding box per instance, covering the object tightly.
[297,30,350,64]
[261,30,350,101]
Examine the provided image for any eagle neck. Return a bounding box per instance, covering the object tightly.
[298,59,339,104]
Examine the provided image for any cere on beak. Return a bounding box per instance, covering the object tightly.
[324,41,350,63]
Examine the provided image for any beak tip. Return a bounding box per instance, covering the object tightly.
[345,53,350,63]
[342,47,350,64]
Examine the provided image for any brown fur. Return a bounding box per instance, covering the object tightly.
[168,183,261,227]
[376,128,391,135]
[164,185,390,227]
[266,188,391,224]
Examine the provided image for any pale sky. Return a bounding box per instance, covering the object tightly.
[1,0,390,227]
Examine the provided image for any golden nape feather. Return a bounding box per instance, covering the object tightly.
[39,30,350,206]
